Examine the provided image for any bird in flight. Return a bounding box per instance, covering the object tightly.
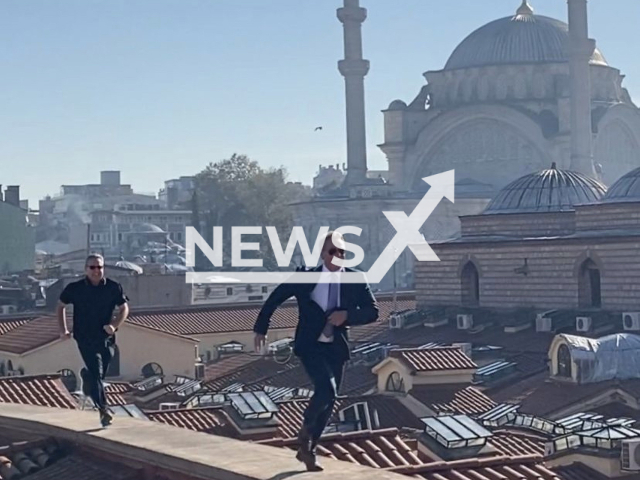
[314,126,323,131]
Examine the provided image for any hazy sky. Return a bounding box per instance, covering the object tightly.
[1,0,638,205]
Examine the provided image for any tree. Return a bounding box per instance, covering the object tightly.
[193,154,311,270]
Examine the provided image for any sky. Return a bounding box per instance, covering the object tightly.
[1,0,639,206]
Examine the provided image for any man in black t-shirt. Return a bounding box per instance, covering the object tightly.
[57,254,129,427]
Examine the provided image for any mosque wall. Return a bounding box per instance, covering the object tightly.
[460,212,576,238]
[404,108,554,192]
[415,238,640,311]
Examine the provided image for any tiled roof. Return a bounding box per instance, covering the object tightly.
[128,294,415,336]
[146,407,235,437]
[0,316,63,354]
[390,455,560,480]
[488,430,545,457]
[204,353,262,381]
[489,373,640,418]
[146,394,424,443]
[106,392,129,406]
[263,428,429,468]
[390,347,476,372]
[410,385,496,416]
[554,462,635,480]
[276,396,425,439]
[0,315,195,355]
[0,437,142,480]
[369,319,554,355]
[20,453,141,480]
[105,381,134,394]
[0,316,33,335]
[0,374,78,409]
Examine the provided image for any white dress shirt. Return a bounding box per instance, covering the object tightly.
[312,264,343,343]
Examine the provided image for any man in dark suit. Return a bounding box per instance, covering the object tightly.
[254,231,379,471]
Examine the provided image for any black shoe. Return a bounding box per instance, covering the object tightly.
[296,448,323,472]
[100,409,113,427]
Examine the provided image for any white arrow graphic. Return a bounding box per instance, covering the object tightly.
[365,170,455,283]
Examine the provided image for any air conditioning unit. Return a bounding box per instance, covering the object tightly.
[452,342,472,358]
[623,313,640,332]
[457,314,473,330]
[621,439,640,471]
[194,363,205,380]
[536,316,553,332]
[389,313,404,329]
[159,402,181,411]
[576,316,592,332]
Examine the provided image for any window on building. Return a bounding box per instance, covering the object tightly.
[385,372,405,393]
[226,287,233,296]
[261,286,268,294]
[557,345,572,378]
[461,261,480,306]
[578,259,601,308]
[176,232,183,241]
[118,233,123,242]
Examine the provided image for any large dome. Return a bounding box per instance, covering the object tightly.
[601,167,640,204]
[444,2,607,70]
[483,164,607,215]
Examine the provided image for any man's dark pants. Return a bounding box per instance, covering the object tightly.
[299,342,345,444]
[77,339,113,411]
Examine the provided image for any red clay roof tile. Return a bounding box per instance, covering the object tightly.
[390,347,476,372]
[128,294,415,336]
[0,374,78,410]
[263,428,431,468]
[410,385,496,416]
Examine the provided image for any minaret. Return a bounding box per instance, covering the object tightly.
[567,0,597,177]
[337,0,369,186]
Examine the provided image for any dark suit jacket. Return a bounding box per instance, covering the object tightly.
[253,265,379,361]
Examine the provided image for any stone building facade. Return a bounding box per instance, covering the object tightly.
[294,1,640,291]
[415,166,640,312]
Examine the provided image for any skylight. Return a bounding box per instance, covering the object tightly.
[228,391,279,420]
[422,415,493,449]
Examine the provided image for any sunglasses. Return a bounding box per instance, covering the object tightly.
[88,265,104,270]
[328,248,345,256]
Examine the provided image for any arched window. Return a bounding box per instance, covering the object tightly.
[385,372,405,393]
[142,362,163,378]
[461,262,480,306]
[578,259,601,308]
[557,345,572,378]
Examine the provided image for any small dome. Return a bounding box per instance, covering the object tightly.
[484,164,607,215]
[388,100,407,111]
[444,5,607,70]
[601,166,640,204]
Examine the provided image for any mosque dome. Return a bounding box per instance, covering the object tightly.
[483,163,607,215]
[444,1,608,70]
[601,166,640,204]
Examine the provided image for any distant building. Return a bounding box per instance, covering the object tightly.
[0,185,35,273]
[416,165,640,311]
[159,176,195,209]
[87,205,191,255]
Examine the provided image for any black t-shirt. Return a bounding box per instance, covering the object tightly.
[59,277,128,345]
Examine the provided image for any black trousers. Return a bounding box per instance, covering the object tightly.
[77,340,113,411]
[299,342,346,443]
